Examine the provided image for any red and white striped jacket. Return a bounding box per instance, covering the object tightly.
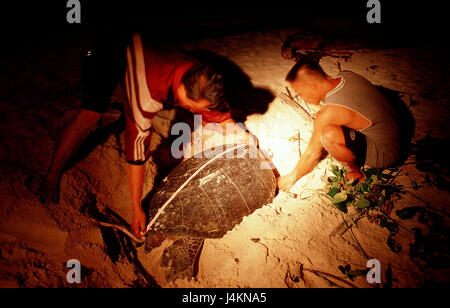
[123,33,195,164]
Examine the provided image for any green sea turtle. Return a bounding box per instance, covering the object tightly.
[143,143,277,282]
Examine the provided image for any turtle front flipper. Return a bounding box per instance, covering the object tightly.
[161,236,204,282]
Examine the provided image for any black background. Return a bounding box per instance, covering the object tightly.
[0,1,446,48]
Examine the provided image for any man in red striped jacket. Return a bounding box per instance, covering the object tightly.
[33,32,235,237]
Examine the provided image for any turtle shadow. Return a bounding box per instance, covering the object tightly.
[187,50,276,123]
[375,86,416,166]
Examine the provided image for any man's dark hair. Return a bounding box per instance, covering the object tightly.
[182,64,227,111]
[285,57,326,82]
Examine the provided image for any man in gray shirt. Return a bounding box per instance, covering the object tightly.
[278,60,400,191]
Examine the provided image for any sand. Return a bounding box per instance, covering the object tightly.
[0,27,448,288]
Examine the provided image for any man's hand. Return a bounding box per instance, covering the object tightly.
[278,170,298,192]
[132,207,147,238]
[129,163,146,237]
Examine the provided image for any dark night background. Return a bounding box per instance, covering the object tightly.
[0,1,446,53]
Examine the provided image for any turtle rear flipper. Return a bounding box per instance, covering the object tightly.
[161,236,204,282]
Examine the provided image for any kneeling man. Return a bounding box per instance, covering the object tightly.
[278,60,400,191]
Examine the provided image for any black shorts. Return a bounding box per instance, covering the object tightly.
[341,126,367,167]
[80,35,128,113]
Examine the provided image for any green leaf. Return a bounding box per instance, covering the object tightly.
[355,197,371,209]
[327,187,340,198]
[331,181,342,189]
[355,183,369,193]
[333,192,348,203]
[371,175,378,183]
[328,176,339,183]
[334,202,348,213]
[331,166,342,178]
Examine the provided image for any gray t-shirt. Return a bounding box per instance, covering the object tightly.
[323,71,400,168]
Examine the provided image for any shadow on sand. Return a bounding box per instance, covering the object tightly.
[375,86,416,166]
[188,50,275,123]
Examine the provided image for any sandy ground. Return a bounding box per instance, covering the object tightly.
[0,27,448,287]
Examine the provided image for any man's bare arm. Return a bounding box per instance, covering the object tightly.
[278,123,323,191]
[278,107,353,191]
[129,163,146,237]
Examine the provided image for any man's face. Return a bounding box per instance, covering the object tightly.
[290,80,322,105]
[177,84,211,114]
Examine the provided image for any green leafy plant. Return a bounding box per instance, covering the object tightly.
[327,166,403,212]
[327,164,449,285]
[326,165,405,252]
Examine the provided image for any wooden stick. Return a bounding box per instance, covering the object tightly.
[279,92,314,121]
